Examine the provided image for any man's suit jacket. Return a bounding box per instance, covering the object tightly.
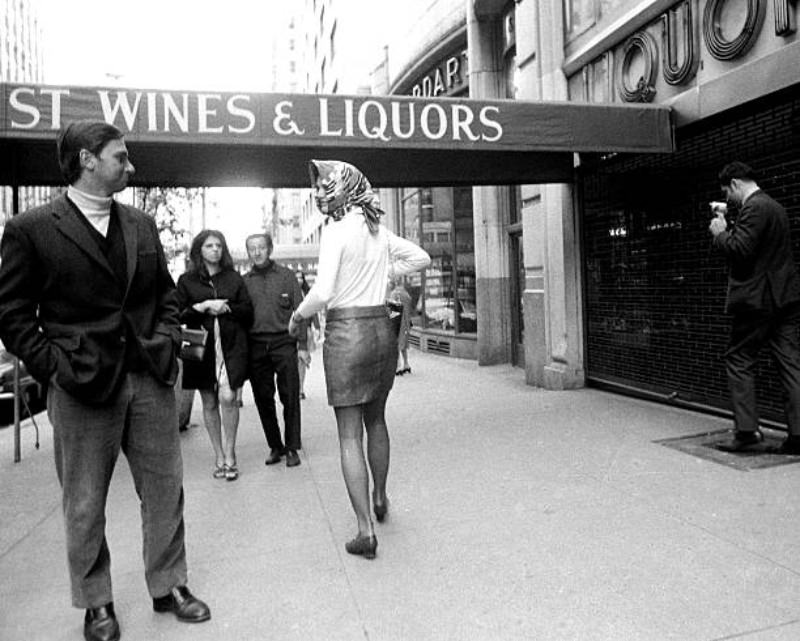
[0,195,181,404]
[713,189,800,315]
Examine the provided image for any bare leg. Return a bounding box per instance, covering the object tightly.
[363,392,390,508]
[218,383,239,467]
[334,404,374,537]
[199,389,224,467]
[400,347,410,371]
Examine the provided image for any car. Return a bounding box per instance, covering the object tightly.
[0,341,44,427]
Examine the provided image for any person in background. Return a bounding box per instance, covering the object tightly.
[244,233,306,468]
[709,161,800,454]
[289,159,430,560]
[177,230,253,481]
[388,279,413,376]
[175,358,197,432]
[296,270,320,399]
[0,120,210,641]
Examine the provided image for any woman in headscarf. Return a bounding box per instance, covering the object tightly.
[289,160,430,559]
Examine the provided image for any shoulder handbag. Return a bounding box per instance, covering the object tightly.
[179,326,208,361]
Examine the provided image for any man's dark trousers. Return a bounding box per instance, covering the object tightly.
[726,302,800,435]
[49,371,187,608]
[250,338,302,451]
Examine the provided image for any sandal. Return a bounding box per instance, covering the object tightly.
[212,465,226,479]
[225,464,239,481]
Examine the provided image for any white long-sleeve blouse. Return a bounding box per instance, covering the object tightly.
[295,208,430,319]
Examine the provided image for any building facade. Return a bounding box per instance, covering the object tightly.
[293,0,398,247]
[374,0,800,424]
[375,0,525,363]
[564,0,800,421]
[0,0,48,229]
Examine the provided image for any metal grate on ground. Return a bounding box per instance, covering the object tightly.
[655,428,800,471]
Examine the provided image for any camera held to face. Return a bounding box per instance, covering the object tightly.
[709,201,728,215]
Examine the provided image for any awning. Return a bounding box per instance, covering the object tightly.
[0,83,674,188]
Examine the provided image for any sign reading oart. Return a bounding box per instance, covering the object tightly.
[3,84,504,147]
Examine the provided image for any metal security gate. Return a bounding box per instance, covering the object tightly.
[580,87,800,424]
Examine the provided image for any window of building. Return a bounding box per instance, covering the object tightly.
[401,186,476,335]
[564,0,633,42]
[564,0,596,40]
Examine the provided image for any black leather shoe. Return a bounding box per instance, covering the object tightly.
[772,435,800,455]
[716,430,763,452]
[285,449,301,467]
[84,603,120,641]
[152,586,210,623]
[264,448,283,465]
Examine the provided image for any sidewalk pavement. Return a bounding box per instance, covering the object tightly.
[2,350,800,641]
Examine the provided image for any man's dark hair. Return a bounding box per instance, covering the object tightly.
[245,232,273,250]
[57,120,124,185]
[187,229,235,275]
[718,161,758,187]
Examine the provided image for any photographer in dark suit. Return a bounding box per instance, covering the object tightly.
[0,121,210,641]
[709,161,800,454]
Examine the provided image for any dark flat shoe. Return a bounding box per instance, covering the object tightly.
[265,448,283,465]
[285,449,301,467]
[716,430,763,453]
[770,435,800,455]
[345,534,377,559]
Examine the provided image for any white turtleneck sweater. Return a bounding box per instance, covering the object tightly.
[67,185,114,236]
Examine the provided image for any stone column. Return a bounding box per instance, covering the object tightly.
[466,0,513,365]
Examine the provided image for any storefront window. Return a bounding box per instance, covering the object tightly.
[401,189,423,326]
[400,186,476,335]
[454,187,476,333]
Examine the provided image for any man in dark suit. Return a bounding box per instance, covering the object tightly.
[0,121,210,641]
[709,161,800,454]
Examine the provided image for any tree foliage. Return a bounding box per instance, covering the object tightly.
[136,187,202,260]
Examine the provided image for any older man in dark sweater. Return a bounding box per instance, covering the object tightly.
[244,232,307,467]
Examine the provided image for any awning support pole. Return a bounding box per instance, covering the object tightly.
[11,182,21,463]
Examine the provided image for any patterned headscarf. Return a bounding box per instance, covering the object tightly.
[308,159,384,234]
